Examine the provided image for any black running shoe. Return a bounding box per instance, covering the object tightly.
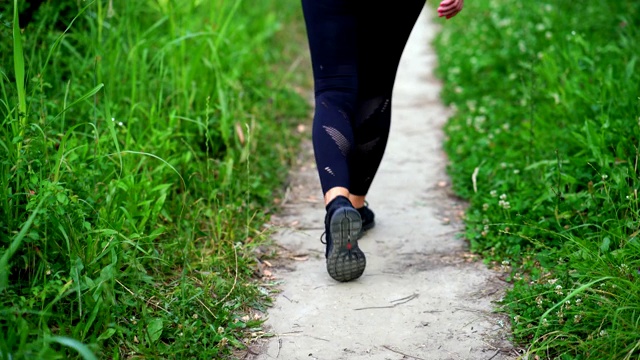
[322,196,366,282]
[357,204,375,232]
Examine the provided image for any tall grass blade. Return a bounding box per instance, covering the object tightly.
[40,1,95,77]
[12,0,26,129]
[53,83,104,120]
[0,198,45,292]
[46,337,97,360]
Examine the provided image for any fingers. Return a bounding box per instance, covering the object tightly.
[438,0,462,14]
[437,0,463,19]
[438,0,462,11]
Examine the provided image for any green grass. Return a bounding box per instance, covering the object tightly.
[432,0,640,358]
[0,0,309,358]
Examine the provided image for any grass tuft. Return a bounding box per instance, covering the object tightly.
[0,0,309,358]
[432,0,640,358]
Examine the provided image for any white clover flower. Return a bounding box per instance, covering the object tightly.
[490,190,498,197]
[518,40,527,53]
[620,264,629,272]
[498,200,511,209]
[498,18,512,28]
[483,203,489,211]
[555,285,563,295]
[500,193,507,200]
[475,115,487,124]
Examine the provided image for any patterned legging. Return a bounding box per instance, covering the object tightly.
[301,0,426,196]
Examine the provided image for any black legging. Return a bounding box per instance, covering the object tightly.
[301,0,425,196]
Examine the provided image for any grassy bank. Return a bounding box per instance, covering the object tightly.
[432,0,640,358]
[0,0,308,358]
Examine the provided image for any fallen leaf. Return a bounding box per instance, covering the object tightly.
[235,122,245,144]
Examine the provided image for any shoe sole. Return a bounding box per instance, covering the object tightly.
[326,207,366,282]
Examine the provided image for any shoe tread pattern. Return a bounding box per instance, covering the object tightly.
[326,208,366,282]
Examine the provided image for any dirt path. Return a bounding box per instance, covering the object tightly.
[252,6,516,360]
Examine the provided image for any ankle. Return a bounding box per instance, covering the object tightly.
[324,187,350,206]
[349,194,366,209]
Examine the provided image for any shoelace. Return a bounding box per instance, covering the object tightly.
[320,232,327,244]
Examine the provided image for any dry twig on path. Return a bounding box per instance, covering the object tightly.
[353,293,419,311]
[382,345,427,360]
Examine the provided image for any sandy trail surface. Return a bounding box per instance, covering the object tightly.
[251,6,516,360]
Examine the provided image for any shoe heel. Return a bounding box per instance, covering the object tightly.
[326,207,366,282]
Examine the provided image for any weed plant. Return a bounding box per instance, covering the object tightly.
[0,0,308,358]
[432,0,640,358]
